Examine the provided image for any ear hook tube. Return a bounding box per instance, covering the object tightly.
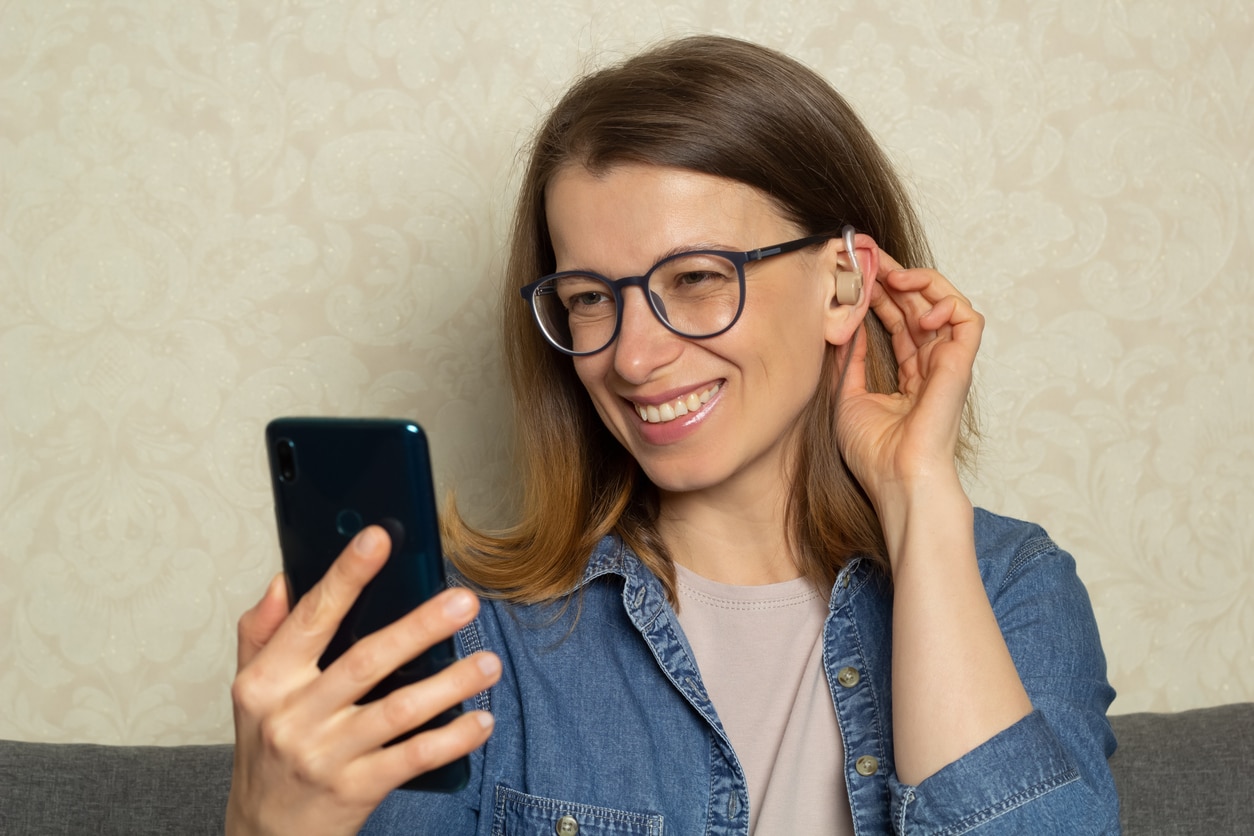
[836,224,863,305]
[842,225,861,278]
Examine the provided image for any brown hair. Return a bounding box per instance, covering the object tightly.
[444,35,974,601]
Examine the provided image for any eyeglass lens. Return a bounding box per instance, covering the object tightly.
[532,252,742,354]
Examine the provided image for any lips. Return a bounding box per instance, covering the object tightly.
[632,382,722,424]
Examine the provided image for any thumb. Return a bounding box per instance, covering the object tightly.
[836,322,869,399]
[236,573,290,669]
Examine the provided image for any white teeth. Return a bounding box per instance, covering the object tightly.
[634,383,720,425]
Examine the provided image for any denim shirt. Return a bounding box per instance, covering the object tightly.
[363,509,1120,835]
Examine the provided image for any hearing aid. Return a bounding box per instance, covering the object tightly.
[835,224,863,306]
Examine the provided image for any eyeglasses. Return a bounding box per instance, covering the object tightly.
[519,231,843,356]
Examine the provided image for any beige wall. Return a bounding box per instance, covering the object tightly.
[1,1,1250,744]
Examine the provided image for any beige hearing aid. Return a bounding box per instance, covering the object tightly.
[835,225,863,305]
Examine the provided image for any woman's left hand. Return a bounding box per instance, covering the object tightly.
[835,249,984,511]
[839,252,1032,787]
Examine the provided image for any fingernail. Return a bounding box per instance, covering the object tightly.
[476,711,495,730]
[477,653,501,676]
[443,590,475,618]
[354,526,380,554]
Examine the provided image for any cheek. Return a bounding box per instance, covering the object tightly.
[571,356,622,426]
[750,286,829,363]
[748,268,828,322]
[753,322,830,408]
[571,355,601,393]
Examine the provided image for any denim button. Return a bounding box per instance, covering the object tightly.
[836,666,860,687]
[555,814,579,835]
[855,755,879,776]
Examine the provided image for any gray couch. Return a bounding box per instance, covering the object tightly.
[2,703,1251,834]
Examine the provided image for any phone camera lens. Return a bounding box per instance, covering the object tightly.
[276,439,298,483]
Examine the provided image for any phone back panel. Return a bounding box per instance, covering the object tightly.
[265,416,467,792]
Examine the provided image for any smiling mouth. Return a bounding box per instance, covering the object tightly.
[633,383,721,424]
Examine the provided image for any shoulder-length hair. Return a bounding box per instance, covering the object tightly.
[444,35,975,602]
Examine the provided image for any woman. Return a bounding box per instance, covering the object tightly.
[227,36,1119,834]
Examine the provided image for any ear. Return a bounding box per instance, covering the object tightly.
[823,232,879,346]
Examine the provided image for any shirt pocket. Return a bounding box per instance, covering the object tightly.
[491,785,665,835]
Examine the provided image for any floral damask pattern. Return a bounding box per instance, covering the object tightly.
[0,0,1249,742]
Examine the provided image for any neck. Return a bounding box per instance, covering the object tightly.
[656,477,801,585]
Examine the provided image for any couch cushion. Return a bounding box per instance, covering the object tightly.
[2,703,1251,834]
[1109,703,1254,836]
[0,740,233,835]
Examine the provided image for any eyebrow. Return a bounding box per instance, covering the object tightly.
[659,241,731,259]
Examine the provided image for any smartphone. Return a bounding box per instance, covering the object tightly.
[265,416,469,792]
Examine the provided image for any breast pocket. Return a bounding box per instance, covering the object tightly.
[491,786,664,835]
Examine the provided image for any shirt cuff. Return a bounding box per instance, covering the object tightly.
[888,709,1081,833]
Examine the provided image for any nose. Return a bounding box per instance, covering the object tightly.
[611,285,683,384]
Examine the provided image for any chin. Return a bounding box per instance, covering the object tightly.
[636,459,727,495]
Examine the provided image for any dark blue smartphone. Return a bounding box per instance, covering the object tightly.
[265,416,469,793]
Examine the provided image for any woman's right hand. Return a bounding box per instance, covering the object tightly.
[226,525,501,836]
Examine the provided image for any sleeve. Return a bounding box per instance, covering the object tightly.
[887,522,1121,835]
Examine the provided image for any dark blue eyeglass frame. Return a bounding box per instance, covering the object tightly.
[519,231,844,357]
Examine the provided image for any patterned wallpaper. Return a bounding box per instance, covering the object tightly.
[1,1,1250,744]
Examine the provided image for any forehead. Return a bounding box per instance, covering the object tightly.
[544,164,795,267]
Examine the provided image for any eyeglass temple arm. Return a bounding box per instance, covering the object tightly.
[746,230,850,262]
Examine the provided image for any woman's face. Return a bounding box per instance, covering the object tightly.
[544,163,850,498]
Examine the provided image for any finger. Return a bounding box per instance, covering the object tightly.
[868,276,924,369]
[353,708,496,799]
[835,321,870,398]
[303,587,483,718]
[876,247,905,276]
[880,265,972,310]
[874,268,978,361]
[237,573,290,669]
[918,295,985,373]
[872,247,965,307]
[265,525,392,674]
[880,272,944,346]
[331,649,501,762]
[903,299,985,434]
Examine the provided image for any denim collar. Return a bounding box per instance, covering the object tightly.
[578,534,632,585]
[575,535,671,626]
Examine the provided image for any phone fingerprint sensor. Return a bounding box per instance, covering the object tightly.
[336,509,364,538]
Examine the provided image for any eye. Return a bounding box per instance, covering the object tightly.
[675,270,722,286]
[567,289,610,309]
[551,275,615,316]
[656,254,739,297]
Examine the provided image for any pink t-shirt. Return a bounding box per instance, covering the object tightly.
[674,563,854,835]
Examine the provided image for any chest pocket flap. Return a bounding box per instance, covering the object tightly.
[492,786,664,836]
